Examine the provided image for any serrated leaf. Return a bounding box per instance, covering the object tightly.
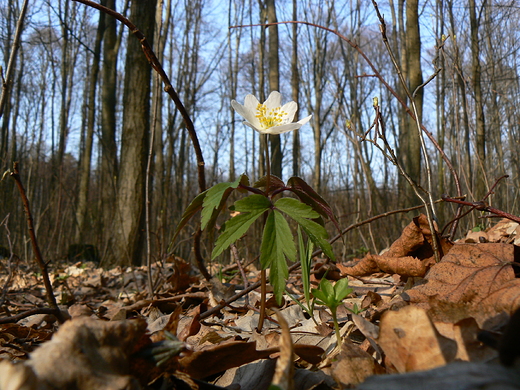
[253,174,286,193]
[275,198,335,261]
[287,176,342,236]
[201,176,243,230]
[234,193,273,213]
[274,197,320,219]
[211,194,271,259]
[260,210,295,304]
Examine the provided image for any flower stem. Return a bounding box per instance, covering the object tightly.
[332,309,342,347]
[257,269,267,331]
[257,136,271,332]
[265,135,271,194]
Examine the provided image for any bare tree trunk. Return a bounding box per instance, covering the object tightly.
[447,0,472,196]
[75,4,105,243]
[55,0,71,172]
[266,0,282,178]
[151,0,171,253]
[397,0,423,205]
[257,2,267,178]
[291,0,300,178]
[469,0,486,198]
[435,0,447,223]
[100,0,120,259]
[228,0,243,182]
[112,0,156,266]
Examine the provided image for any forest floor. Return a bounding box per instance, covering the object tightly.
[0,214,520,390]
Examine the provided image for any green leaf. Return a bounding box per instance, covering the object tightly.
[211,194,271,259]
[260,210,296,304]
[334,278,353,302]
[320,277,334,299]
[298,227,314,308]
[274,197,320,219]
[234,193,272,213]
[312,278,352,312]
[275,198,335,262]
[310,286,327,306]
[201,176,243,230]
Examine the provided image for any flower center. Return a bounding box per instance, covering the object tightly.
[255,103,287,129]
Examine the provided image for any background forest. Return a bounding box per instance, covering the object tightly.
[0,0,518,268]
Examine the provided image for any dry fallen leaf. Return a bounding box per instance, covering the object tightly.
[331,340,384,386]
[403,243,519,325]
[378,305,456,373]
[0,317,147,390]
[339,214,453,277]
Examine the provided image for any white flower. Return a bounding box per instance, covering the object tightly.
[231,91,312,135]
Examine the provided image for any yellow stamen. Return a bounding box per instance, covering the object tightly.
[256,103,287,129]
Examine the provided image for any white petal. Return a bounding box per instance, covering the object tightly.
[242,121,262,133]
[232,99,260,128]
[297,114,312,126]
[243,94,260,111]
[280,101,298,122]
[263,123,302,135]
[264,91,282,108]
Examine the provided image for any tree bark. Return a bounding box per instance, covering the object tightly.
[75,3,104,243]
[100,0,120,260]
[469,0,486,197]
[397,0,423,205]
[266,0,282,178]
[291,0,300,178]
[112,0,156,266]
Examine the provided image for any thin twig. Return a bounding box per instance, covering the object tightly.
[9,163,64,323]
[0,307,68,324]
[442,176,520,224]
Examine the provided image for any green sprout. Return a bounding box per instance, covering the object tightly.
[287,227,317,324]
[311,277,352,347]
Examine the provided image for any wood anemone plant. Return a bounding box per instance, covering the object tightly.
[173,91,340,330]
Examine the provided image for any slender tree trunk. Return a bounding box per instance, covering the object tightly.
[397,0,423,205]
[447,0,472,196]
[100,0,119,259]
[75,5,105,243]
[436,0,447,223]
[257,2,267,178]
[56,0,70,172]
[469,0,486,197]
[112,0,156,266]
[266,0,282,178]
[291,0,300,178]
